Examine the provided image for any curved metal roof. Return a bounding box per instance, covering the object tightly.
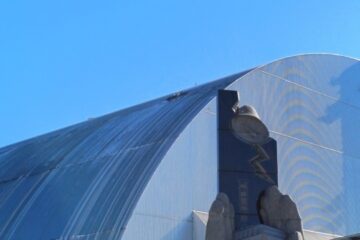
[1,53,359,239]
[0,71,249,239]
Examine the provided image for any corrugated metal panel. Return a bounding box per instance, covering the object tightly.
[0,71,249,240]
[122,98,219,239]
[2,53,360,239]
[227,54,360,235]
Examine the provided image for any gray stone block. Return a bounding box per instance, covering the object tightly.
[259,186,303,240]
[206,193,235,240]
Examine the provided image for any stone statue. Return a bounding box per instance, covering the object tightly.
[259,186,303,240]
[206,193,235,240]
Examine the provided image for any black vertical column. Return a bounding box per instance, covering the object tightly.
[217,89,278,230]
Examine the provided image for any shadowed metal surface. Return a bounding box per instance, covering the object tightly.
[0,71,249,240]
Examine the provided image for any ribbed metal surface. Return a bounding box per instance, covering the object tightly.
[1,54,360,239]
[226,54,360,235]
[0,72,248,240]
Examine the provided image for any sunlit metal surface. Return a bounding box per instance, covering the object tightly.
[1,54,359,239]
[0,72,248,240]
[227,54,360,235]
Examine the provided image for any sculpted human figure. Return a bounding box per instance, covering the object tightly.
[206,193,235,240]
[259,186,303,240]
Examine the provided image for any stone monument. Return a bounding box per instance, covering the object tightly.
[207,90,304,240]
[259,186,303,240]
[206,193,235,240]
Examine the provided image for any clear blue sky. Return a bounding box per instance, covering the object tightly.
[1,0,360,147]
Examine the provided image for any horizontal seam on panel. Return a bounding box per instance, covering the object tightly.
[270,130,343,154]
[132,211,193,223]
[0,138,177,186]
[270,130,360,160]
[259,70,360,111]
[51,227,125,239]
[204,109,216,115]
[303,229,341,238]
[57,138,175,169]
